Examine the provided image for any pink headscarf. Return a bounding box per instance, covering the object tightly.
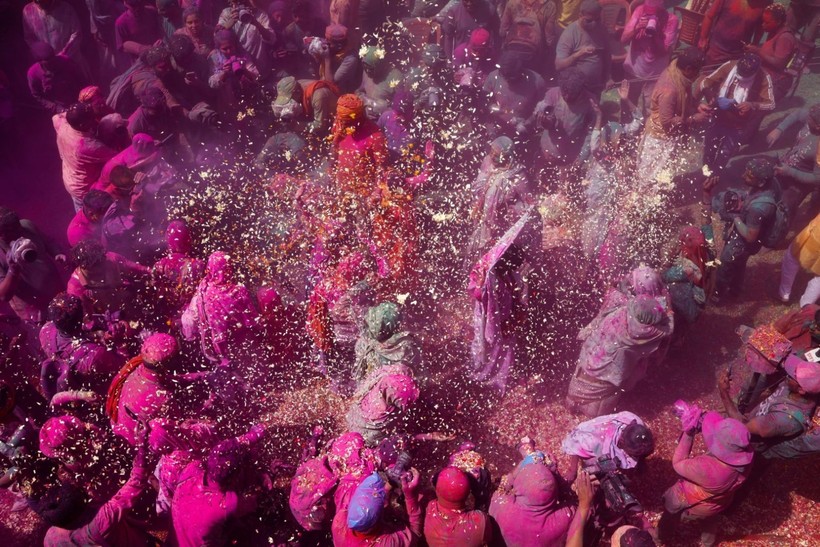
[327,432,377,478]
[206,251,234,284]
[167,219,193,254]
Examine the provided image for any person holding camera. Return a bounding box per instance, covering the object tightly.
[0,207,64,326]
[703,157,780,303]
[332,469,423,545]
[698,53,775,176]
[719,355,820,454]
[207,29,261,115]
[424,466,494,546]
[620,0,678,113]
[489,444,576,545]
[217,0,277,76]
[658,409,753,547]
[561,412,655,484]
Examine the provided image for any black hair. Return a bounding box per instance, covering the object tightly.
[65,103,96,132]
[82,190,114,217]
[47,293,84,335]
[70,240,106,270]
[620,421,655,458]
[620,528,657,547]
[676,47,705,72]
[168,34,194,63]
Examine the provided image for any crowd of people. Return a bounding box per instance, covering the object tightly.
[1,0,820,544]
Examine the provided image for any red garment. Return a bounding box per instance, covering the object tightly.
[423,500,492,547]
[333,121,389,198]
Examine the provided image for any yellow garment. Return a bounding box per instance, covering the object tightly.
[558,0,583,28]
[792,213,820,275]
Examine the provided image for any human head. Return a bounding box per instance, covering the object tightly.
[140,333,179,369]
[498,50,525,81]
[807,103,820,135]
[325,24,348,53]
[206,251,235,284]
[0,206,21,242]
[784,354,820,395]
[214,29,237,57]
[701,411,753,465]
[335,94,365,130]
[47,293,84,336]
[39,415,100,467]
[618,421,655,459]
[490,135,514,167]
[611,525,657,547]
[629,265,664,297]
[124,0,145,12]
[166,219,193,254]
[362,46,388,80]
[273,76,304,120]
[742,156,775,188]
[78,85,108,119]
[512,460,557,508]
[462,0,478,14]
[70,240,106,271]
[676,47,704,80]
[292,0,310,23]
[183,6,203,35]
[268,0,288,25]
[66,102,96,132]
[579,0,602,31]
[144,45,173,77]
[347,472,387,532]
[365,302,401,342]
[642,0,664,15]
[762,3,787,33]
[139,85,167,116]
[391,88,414,120]
[109,165,136,196]
[627,295,665,326]
[156,0,179,17]
[168,34,195,66]
[736,52,761,79]
[206,438,248,488]
[98,113,129,148]
[558,67,586,103]
[81,190,113,222]
[435,467,471,510]
[467,28,492,59]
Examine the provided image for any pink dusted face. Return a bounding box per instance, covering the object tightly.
[185,13,203,37]
[219,42,235,57]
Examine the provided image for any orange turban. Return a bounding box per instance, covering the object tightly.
[78,85,101,103]
[336,94,365,121]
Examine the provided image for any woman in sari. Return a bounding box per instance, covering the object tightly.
[566,294,673,418]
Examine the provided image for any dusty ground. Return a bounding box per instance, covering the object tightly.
[2,41,820,547]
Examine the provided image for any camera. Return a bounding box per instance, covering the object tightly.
[238,9,253,23]
[8,238,38,264]
[593,457,642,515]
[644,16,658,37]
[386,451,412,485]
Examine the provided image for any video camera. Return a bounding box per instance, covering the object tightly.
[593,457,642,515]
[7,238,38,264]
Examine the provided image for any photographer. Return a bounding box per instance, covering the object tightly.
[217,0,277,76]
[658,409,753,547]
[719,355,819,453]
[332,469,423,545]
[207,29,261,115]
[698,53,775,176]
[0,207,64,325]
[620,0,678,113]
[489,445,576,545]
[703,157,781,303]
[561,413,655,539]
